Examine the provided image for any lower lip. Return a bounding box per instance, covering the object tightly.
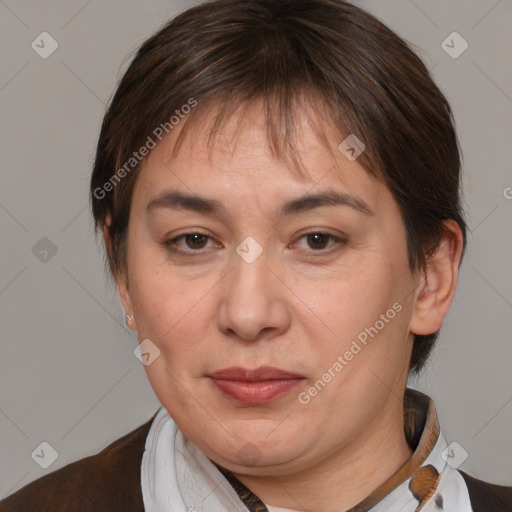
[210,378,304,405]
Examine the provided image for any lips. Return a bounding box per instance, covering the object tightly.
[208,366,305,405]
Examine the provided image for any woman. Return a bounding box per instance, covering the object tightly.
[1,0,510,510]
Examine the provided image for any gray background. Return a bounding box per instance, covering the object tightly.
[1,0,511,498]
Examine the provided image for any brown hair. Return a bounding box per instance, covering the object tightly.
[90,0,467,374]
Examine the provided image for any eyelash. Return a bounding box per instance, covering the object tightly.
[163,231,347,257]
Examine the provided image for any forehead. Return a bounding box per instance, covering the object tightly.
[134,101,389,217]
[151,99,337,167]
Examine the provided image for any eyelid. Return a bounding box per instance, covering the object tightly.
[164,229,348,257]
[290,230,348,255]
[163,230,219,255]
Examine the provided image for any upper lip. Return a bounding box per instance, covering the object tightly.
[208,366,304,381]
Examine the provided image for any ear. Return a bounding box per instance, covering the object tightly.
[409,220,464,336]
[102,216,137,331]
[116,272,137,331]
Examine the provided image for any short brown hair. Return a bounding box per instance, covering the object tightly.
[90,0,467,374]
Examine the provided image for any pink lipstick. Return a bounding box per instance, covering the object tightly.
[208,366,305,405]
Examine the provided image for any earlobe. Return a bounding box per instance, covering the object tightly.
[103,215,137,331]
[409,220,464,336]
[116,273,137,330]
[112,271,137,335]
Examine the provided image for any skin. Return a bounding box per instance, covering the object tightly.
[112,102,463,512]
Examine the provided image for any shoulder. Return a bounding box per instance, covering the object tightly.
[460,471,512,512]
[0,413,157,512]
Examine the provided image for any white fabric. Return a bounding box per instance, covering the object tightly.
[264,505,302,512]
[141,406,474,512]
[141,407,248,512]
[371,432,473,511]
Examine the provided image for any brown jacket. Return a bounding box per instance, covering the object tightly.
[1,410,511,512]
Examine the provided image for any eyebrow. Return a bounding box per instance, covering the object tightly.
[146,189,374,217]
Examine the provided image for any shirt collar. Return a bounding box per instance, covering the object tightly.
[217,387,442,512]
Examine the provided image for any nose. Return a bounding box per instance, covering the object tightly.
[217,246,291,342]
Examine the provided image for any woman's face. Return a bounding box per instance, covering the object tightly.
[119,103,422,476]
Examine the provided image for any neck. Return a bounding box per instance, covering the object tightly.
[232,400,413,512]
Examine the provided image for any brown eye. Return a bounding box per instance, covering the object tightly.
[306,233,331,250]
[183,233,209,249]
[164,231,216,255]
[293,232,348,256]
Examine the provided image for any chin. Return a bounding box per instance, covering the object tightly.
[204,422,312,470]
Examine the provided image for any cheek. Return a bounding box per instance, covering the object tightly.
[304,253,412,369]
[318,262,392,332]
[128,260,225,376]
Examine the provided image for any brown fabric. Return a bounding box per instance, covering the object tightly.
[460,471,512,512]
[1,392,510,511]
[408,464,442,510]
[345,389,440,511]
[217,466,268,512]
[0,415,156,512]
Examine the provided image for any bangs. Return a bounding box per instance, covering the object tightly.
[168,88,370,183]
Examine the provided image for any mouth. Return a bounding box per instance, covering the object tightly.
[207,366,306,405]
